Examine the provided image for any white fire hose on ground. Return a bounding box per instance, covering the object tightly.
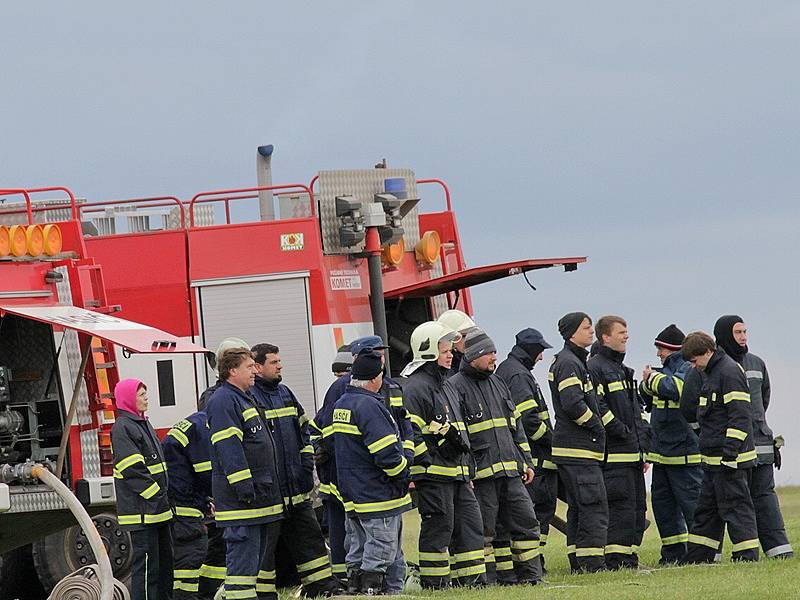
[32,464,128,600]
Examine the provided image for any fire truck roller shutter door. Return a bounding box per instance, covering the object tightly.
[197,275,317,415]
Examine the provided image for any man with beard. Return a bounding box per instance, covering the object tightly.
[713,316,792,559]
[548,312,608,573]
[401,321,485,589]
[447,328,542,585]
[587,316,651,569]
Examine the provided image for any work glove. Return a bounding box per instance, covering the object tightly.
[774,435,785,470]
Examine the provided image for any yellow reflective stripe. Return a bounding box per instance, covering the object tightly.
[702,450,757,465]
[414,441,429,457]
[116,453,145,473]
[574,408,593,425]
[242,407,259,421]
[688,534,720,549]
[227,590,257,599]
[607,381,625,392]
[118,514,142,525]
[301,568,333,584]
[383,456,408,477]
[215,504,284,521]
[297,555,330,572]
[211,426,243,444]
[584,381,594,392]
[193,461,212,473]
[547,371,555,381]
[349,493,412,514]
[731,538,760,552]
[511,539,539,550]
[226,575,258,584]
[661,533,689,545]
[530,421,548,441]
[299,414,309,425]
[408,413,426,429]
[411,464,471,477]
[517,398,537,414]
[493,546,512,557]
[474,461,521,479]
[140,481,161,499]
[723,391,750,403]
[674,376,684,396]
[200,564,227,579]
[566,544,576,554]
[450,549,484,561]
[332,422,362,435]
[255,584,276,593]
[541,459,557,470]
[167,428,190,447]
[174,582,199,591]
[264,406,298,419]
[601,411,615,426]
[144,509,173,524]
[320,425,335,439]
[451,564,486,578]
[331,563,347,574]
[606,452,643,463]
[284,493,310,506]
[552,447,604,461]
[227,468,252,484]
[467,417,509,434]
[258,569,276,578]
[300,444,314,454]
[558,376,582,392]
[389,396,403,407]
[646,453,702,465]
[175,506,204,518]
[595,383,605,396]
[515,548,540,561]
[726,428,748,441]
[368,434,399,454]
[147,462,167,475]
[575,547,604,557]
[174,568,201,578]
[419,565,451,576]
[537,410,550,420]
[605,544,634,554]
[419,550,450,561]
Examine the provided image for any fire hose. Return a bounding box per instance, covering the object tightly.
[30,464,127,600]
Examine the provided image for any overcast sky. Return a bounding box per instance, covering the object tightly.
[2,3,798,483]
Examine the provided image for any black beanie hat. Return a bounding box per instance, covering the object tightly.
[654,324,685,351]
[558,312,590,340]
[714,315,747,360]
[463,328,497,362]
[351,351,383,380]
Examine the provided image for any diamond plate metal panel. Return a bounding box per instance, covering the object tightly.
[8,488,68,512]
[318,169,420,255]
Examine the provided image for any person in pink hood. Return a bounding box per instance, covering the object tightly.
[111,379,174,599]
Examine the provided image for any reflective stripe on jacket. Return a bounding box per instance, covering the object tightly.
[162,411,212,519]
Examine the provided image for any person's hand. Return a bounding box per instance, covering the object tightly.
[523,467,535,485]
[207,501,216,517]
[642,462,651,474]
[408,481,416,491]
[642,366,653,382]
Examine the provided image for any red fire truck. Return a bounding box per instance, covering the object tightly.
[0,150,585,596]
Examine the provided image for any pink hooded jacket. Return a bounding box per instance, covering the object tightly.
[115,378,146,417]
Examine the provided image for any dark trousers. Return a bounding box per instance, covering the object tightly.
[130,523,173,600]
[198,522,226,599]
[416,479,486,589]
[559,463,608,573]
[223,523,273,599]
[685,468,759,563]
[749,463,793,557]
[172,518,208,599]
[324,498,348,581]
[651,463,703,563]
[258,502,340,599]
[473,476,541,584]
[528,468,558,550]
[603,466,646,569]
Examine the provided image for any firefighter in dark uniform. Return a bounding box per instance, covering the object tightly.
[401,321,486,589]
[587,316,651,569]
[206,348,284,600]
[447,328,542,585]
[334,351,412,594]
[111,378,174,600]
[250,343,343,598]
[548,312,608,573]
[163,411,214,599]
[495,328,558,561]
[310,336,413,588]
[640,324,702,563]
[680,332,759,563]
[713,315,793,559]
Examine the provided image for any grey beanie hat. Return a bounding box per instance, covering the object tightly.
[463,328,497,362]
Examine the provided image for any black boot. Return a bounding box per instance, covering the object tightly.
[346,569,362,594]
[359,571,386,595]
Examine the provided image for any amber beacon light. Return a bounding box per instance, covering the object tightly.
[382,237,405,267]
[415,230,441,265]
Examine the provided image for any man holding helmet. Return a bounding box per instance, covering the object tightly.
[401,321,486,589]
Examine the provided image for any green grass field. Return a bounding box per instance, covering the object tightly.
[398,486,799,600]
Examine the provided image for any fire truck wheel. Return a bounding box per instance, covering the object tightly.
[0,545,48,600]
[31,512,133,592]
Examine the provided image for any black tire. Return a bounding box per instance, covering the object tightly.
[31,512,133,593]
[0,545,47,600]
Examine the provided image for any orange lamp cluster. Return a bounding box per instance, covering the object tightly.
[0,224,63,258]
[381,230,442,268]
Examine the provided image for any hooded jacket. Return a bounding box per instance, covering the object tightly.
[402,362,473,481]
[333,385,412,518]
[694,348,757,469]
[446,363,534,480]
[640,351,700,464]
[162,411,213,519]
[495,345,555,470]
[587,345,651,466]
[548,342,606,464]
[206,381,283,526]
[250,376,314,506]
[111,379,172,530]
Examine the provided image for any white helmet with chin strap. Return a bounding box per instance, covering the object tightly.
[401,321,461,376]
[437,309,477,334]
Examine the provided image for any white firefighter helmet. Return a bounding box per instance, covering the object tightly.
[206,337,251,371]
[437,309,477,334]
[401,321,461,376]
